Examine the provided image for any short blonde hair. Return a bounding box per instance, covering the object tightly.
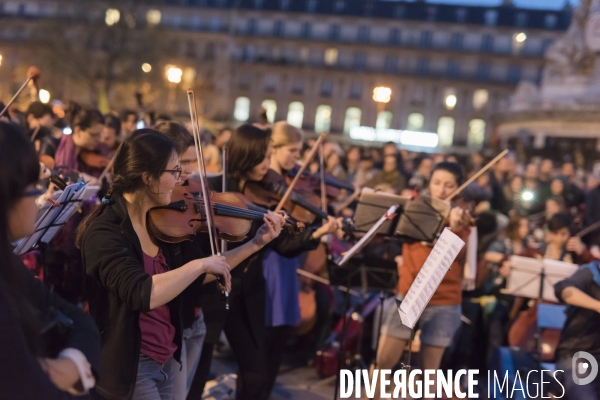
[271,121,303,148]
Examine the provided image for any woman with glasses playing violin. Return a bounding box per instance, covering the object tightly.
[0,121,101,399]
[76,129,285,400]
[199,124,340,400]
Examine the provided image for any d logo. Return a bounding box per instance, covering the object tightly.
[572,351,599,386]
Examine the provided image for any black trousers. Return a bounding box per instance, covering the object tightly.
[224,312,294,400]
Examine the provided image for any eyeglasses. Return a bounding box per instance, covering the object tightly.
[164,166,182,180]
[24,188,43,198]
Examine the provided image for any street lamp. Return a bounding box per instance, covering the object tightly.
[373,86,392,104]
[373,86,392,128]
[105,8,120,26]
[39,89,51,104]
[142,63,152,73]
[166,66,182,84]
[165,65,182,111]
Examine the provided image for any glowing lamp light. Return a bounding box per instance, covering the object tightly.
[522,191,534,201]
[445,94,457,110]
[515,32,527,43]
[0,54,3,66]
[38,89,51,104]
[373,87,392,104]
[105,8,120,26]
[166,66,182,84]
[63,127,73,135]
[142,63,152,73]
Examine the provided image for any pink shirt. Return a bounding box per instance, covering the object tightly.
[139,250,177,363]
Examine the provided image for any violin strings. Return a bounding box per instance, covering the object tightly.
[192,200,266,219]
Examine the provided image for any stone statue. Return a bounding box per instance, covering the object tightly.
[544,0,595,83]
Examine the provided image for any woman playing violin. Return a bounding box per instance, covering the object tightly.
[206,123,339,400]
[76,129,284,400]
[373,162,472,396]
[54,102,106,178]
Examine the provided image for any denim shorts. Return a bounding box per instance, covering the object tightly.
[380,295,462,348]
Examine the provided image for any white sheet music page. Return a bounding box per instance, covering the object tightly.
[398,228,465,328]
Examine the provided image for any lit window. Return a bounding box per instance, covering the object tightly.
[324,48,338,66]
[473,89,489,110]
[287,102,304,128]
[444,88,457,110]
[376,111,392,129]
[344,107,361,134]
[234,96,250,122]
[315,105,332,133]
[147,9,161,26]
[437,117,455,147]
[261,100,277,123]
[468,119,486,147]
[407,113,424,131]
[105,8,120,26]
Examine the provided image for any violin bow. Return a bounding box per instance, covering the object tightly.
[274,132,327,213]
[0,66,41,119]
[445,149,509,202]
[575,219,600,238]
[221,144,229,252]
[187,89,229,307]
[318,143,327,223]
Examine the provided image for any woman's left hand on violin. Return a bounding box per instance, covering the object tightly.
[449,206,473,231]
[311,216,343,240]
[566,236,586,255]
[254,211,285,248]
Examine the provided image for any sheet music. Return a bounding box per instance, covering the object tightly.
[398,228,465,328]
[542,259,578,302]
[337,205,398,267]
[14,180,96,256]
[504,257,578,302]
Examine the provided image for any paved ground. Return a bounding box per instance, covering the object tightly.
[209,353,337,400]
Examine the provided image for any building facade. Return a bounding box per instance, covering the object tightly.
[0,0,571,148]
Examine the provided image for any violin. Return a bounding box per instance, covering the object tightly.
[79,149,111,170]
[243,170,354,237]
[148,180,304,244]
[286,165,355,201]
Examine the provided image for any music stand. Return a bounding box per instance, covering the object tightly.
[331,205,398,400]
[395,195,451,243]
[14,180,95,257]
[354,189,409,236]
[503,256,578,357]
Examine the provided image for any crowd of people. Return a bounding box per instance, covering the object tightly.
[1,97,600,400]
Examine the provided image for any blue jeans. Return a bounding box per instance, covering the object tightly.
[132,354,175,400]
[556,355,600,400]
[172,311,207,400]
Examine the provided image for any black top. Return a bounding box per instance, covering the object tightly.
[81,198,206,400]
[555,262,600,359]
[201,175,320,346]
[0,255,100,400]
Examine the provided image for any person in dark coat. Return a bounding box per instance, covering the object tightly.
[0,121,100,399]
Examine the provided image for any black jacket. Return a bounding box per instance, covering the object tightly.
[81,198,206,400]
[202,176,320,347]
[0,255,100,400]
